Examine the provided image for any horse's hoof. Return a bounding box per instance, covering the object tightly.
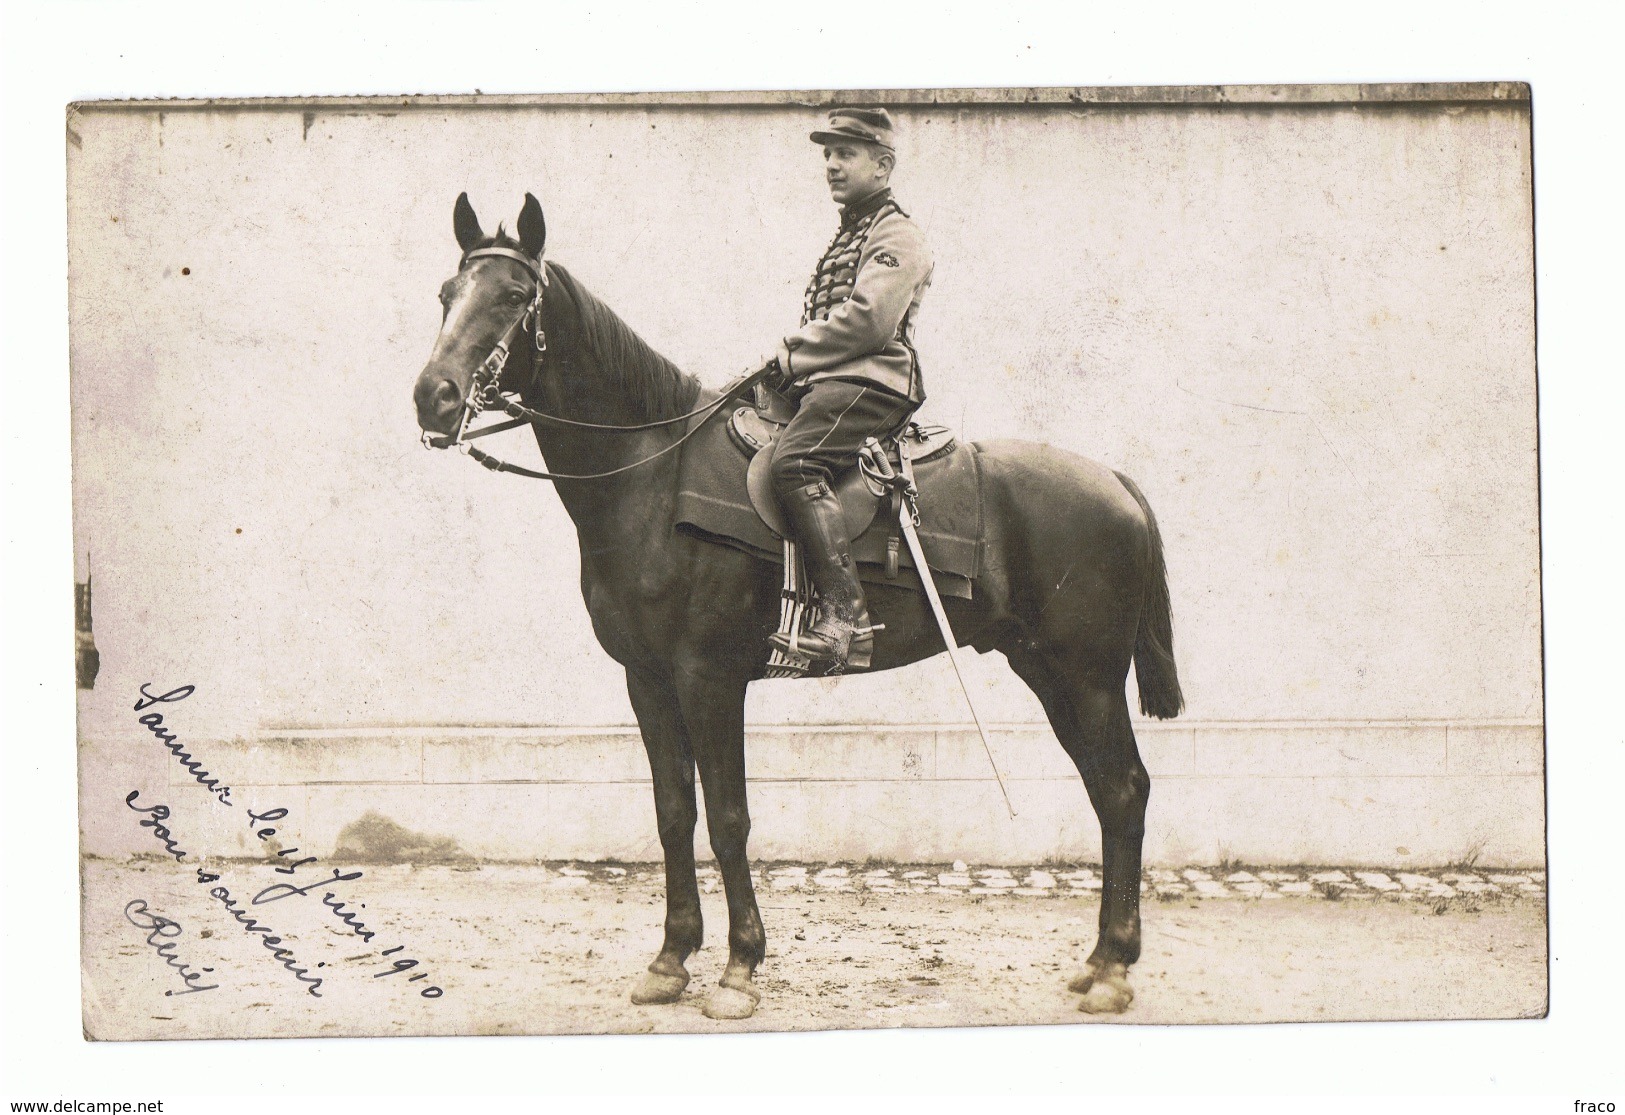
[1077,976,1134,1014]
[1066,964,1101,994]
[630,970,689,1005]
[702,984,761,1020]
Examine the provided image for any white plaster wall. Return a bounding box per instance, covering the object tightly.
[70,96,1540,864]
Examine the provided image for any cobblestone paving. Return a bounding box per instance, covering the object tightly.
[536,862,1547,901]
[82,858,1548,1036]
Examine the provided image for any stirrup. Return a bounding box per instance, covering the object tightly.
[842,622,884,673]
[768,620,885,672]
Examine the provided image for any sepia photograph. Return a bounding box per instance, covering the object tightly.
[67,83,1545,1040]
[9,0,1625,1107]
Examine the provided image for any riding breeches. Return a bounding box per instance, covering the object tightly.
[768,380,916,501]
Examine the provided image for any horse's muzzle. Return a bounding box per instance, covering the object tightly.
[414,374,464,436]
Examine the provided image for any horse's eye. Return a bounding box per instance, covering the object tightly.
[438,287,453,305]
[509,291,527,305]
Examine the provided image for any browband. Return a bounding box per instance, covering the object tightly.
[461,246,547,284]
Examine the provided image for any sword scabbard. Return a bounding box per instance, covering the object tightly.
[897,504,1017,819]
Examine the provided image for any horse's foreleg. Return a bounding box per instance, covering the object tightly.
[674,669,766,1021]
[626,668,703,1005]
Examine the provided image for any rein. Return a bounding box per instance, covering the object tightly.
[422,246,771,481]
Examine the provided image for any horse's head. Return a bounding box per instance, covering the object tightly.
[414,192,548,440]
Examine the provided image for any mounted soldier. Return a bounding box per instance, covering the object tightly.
[758,107,935,671]
[417,186,1179,1020]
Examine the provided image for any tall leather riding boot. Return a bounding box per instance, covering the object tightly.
[768,480,874,669]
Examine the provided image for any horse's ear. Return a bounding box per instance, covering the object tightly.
[454,192,484,252]
[517,193,547,260]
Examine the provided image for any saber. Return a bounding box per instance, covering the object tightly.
[873,440,1016,820]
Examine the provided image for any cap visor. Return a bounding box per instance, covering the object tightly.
[809,129,892,150]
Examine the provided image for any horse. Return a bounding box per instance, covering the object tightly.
[412,193,1183,1020]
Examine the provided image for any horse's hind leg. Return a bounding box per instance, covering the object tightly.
[625,668,703,1005]
[1007,649,1150,1014]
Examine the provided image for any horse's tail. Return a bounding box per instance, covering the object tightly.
[1114,471,1184,719]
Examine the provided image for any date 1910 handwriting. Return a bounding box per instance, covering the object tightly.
[245,806,444,997]
[124,682,445,1000]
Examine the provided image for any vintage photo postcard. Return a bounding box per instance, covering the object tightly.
[70,85,1543,1039]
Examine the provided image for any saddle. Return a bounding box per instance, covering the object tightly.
[727,384,958,546]
[673,382,985,677]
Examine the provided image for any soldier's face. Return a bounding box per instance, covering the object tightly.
[823,142,889,205]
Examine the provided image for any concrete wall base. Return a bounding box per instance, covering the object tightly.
[83,720,1544,868]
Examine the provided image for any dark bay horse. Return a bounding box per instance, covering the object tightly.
[413,194,1183,1020]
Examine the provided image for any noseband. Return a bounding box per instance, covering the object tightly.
[420,247,774,481]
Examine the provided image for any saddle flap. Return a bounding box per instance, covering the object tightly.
[731,409,956,466]
[745,448,883,541]
[674,411,981,600]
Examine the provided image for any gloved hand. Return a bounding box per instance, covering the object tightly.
[725,354,782,395]
[764,357,788,391]
[749,353,789,393]
[766,341,795,390]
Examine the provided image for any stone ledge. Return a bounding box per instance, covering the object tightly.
[81,721,1542,864]
[71,83,1530,114]
[193,720,1540,785]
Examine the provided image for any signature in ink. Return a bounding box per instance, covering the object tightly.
[116,679,447,1003]
[124,899,219,996]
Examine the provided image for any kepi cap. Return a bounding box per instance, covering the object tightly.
[810,107,896,152]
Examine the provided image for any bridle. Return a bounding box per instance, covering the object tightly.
[420,247,769,481]
[420,245,550,453]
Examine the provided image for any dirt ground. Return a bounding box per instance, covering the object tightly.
[82,860,1547,1041]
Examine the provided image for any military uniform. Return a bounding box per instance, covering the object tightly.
[767,185,933,501]
[766,108,935,670]
[778,185,932,406]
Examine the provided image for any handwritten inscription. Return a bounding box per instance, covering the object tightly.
[244,803,444,996]
[125,791,187,862]
[124,899,219,996]
[194,869,325,997]
[134,683,232,805]
[122,682,447,1000]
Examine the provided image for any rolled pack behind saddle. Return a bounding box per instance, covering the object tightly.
[674,383,985,649]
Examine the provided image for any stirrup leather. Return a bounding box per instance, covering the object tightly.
[766,540,885,678]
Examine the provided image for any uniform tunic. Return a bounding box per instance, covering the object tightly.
[776,188,934,406]
[768,188,935,499]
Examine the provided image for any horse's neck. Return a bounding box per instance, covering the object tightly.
[516,311,688,569]
[534,425,681,547]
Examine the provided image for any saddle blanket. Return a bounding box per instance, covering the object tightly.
[674,406,982,600]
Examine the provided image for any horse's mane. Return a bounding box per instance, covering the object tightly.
[480,231,701,422]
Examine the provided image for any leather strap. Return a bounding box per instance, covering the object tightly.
[885,487,902,579]
[461,246,546,282]
[899,435,919,514]
[456,364,774,482]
